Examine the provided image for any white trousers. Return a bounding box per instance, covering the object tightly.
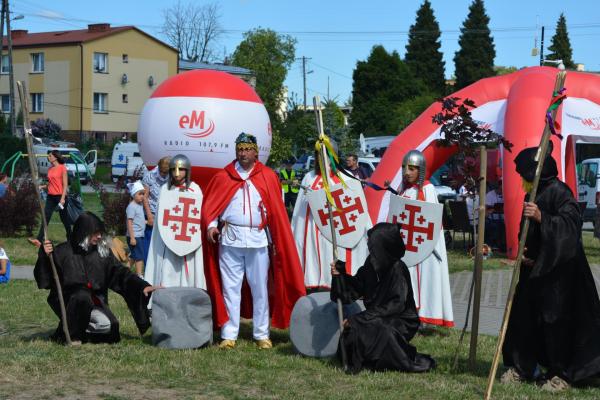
[219,245,270,340]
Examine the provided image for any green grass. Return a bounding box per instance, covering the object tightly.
[1,280,599,399]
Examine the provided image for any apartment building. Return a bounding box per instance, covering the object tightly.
[0,23,178,143]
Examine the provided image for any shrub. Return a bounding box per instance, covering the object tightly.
[31,118,62,140]
[91,180,129,236]
[0,176,39,236]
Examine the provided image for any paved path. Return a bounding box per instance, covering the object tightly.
[11,264,600,337]
[450,264,600,336]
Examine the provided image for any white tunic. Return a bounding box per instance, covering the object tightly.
[390,183,454,327]
[291,171,370,288]
[144,182,206,290]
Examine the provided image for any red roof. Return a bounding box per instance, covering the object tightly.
[2,24,175,51]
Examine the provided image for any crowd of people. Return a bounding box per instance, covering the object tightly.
[6,133,600,392]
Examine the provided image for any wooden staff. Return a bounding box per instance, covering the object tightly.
[17,81,72,345]
[313,95,348,370]
[484,70,566,400]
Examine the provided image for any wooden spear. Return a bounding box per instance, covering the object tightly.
[484,70,566,400]
[313,95,348,370]
[17,81,72,345]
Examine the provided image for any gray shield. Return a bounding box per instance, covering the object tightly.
[289,292,365,358]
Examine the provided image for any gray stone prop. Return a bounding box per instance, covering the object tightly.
[290,291,365,358]
[151,287,213,349]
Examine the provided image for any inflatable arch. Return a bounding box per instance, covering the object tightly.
[366,66,600,258]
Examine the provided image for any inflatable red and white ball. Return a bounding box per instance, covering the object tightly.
[138,70,271,188]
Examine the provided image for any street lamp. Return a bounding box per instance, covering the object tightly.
[542,59,565,70]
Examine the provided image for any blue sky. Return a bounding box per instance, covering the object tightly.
[10,0,600,104]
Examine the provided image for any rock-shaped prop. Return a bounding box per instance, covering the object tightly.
[151,287,212,349]
[289,292,364,358]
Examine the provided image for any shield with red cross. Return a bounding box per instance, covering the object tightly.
[157,186,203,257]
[387,196,442,267]
[306,179,371,249]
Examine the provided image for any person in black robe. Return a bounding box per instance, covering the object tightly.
[502,144,600,391]
[330,222,436,374]
[34,212,159,344]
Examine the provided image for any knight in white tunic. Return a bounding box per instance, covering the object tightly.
[385,150,454,327]
[144,155,206,290]
[291,166,371,289]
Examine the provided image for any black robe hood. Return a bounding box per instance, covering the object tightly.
[514,142,558,183]
[70,212,106,250]
[367,223,406,276]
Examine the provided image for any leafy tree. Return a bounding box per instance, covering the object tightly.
[31,118,61,140]
[322,99,345,134]
[267,131,293,167]
[494,66,518,76]
[546,13,575,69]
[453,0,496,89]
[351,45,425,137]
[280,97,316,156]
[404,0,446,95]
[391,93,437,133]
[232,28,296,131]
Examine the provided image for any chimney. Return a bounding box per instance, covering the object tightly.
[11,30,28,39]
[88,23,111,32]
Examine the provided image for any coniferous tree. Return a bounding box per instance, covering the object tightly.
[405,0,445,95]
[453,0,496,89]
[350,45,425,137]
[547,13,575,69]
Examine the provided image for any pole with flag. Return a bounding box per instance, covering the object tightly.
[312,95,348,370]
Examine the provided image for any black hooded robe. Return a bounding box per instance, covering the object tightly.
[331,223,436,373]
[503,147,600,383]
[34,212,151,343]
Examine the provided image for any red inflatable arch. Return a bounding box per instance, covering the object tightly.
[366,66,600,258]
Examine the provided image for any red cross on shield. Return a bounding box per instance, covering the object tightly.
[157,186,203,257]
[306,179,371,249]
[387,196,443,267]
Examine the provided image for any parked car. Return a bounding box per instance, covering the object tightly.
[111,141,145,182]
[33,141,97,184]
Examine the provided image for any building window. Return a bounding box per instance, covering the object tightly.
[31,52,44,72]
[122,54,128,63]
[93,52,108,73]
[1,95,9,113]
[122,94,128,103]
[1,55,9,74]
[93,93,108,113]
[31,93,43,113]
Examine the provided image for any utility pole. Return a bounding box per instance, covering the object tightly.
[298,56,312,111]
[5,0,16,136]
[539,26,545,66]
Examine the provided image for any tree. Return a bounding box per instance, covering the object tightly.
[280,96,316,156]
[351,45,425,137]
[390,93,437,133]
[546,13,575,69]
[232,28,296,131]
[453,0,496,89]
[404,0,446,95]
[162,1,222,62]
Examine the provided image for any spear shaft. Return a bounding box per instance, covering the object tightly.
[17,81,72,345]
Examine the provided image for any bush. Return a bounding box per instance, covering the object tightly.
[31,118,62,140]
[91,180,129,236]
[0,176,39,236]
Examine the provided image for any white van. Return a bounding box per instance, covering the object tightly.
[111,141,145,182]
[577,158,600,222]
[34,142,97,184]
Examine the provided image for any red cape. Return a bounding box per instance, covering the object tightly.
[201,161,306,329]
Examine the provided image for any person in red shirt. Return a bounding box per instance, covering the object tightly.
[29,150,72,247]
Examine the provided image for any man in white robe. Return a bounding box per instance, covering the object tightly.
[144,155,206,290]
[291,167,370,289]
[384,150,454,327]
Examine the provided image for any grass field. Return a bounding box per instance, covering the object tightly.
[1,280,599,399]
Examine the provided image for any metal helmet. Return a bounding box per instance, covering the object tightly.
[169,154,191,189]
[402,150,426,187]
